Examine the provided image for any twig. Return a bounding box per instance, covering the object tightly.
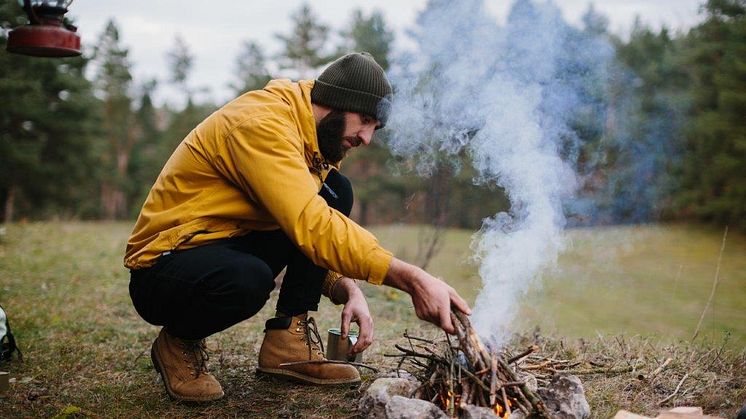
[388,344,444,363]
[549,366,635,375]
[498,357,549,417]
[649,357,673,379]
[460,379,470,409]
[513,386,534,415]
[278,360,378,372]
[456,365,491,392]
[509,345,539,364]
[708,333,731,369]
[490,350,497,406]
[672,264,683,298]
[498,381,527,388]
[692,225,728,342]
[449,355,455,418]
[521,361,551,370]
[658,373,689,405]
[403,331,437,345]
[501,386,511,416]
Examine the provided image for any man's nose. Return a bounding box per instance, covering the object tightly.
[358,127,374,145]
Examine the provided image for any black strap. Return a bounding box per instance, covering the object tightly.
[1,317,22,362]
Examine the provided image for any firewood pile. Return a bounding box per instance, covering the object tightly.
[387,310,552,418]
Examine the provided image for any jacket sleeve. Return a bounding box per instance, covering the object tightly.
[321,271,344,305]
[212,112,392,285]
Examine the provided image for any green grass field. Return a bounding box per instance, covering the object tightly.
[371,223,746,347]
[0,222,743,418]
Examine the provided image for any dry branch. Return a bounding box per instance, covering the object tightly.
[692,225,728,342]
[659,373,690,405]
[649,357,673,379]
[509,345,540,364]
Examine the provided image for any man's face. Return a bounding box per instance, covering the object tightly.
[317,110,379,163]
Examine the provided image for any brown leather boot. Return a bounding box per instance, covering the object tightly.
[257,314,360,385]
[151,328,224,401]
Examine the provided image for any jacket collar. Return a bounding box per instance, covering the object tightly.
[298,80,328,176]
[263,79,336,178]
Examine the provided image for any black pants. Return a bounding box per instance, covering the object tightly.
[129,170,353,341]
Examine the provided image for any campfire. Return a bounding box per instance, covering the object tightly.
[388,310,551,418]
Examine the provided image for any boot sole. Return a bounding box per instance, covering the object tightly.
[256,367,360,385]
[151,344,224,402]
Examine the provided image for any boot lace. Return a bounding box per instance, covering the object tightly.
[180,339,209,378]
[298,317,325,359]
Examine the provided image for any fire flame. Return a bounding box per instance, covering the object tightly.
[443,390,462,411]
[439,388,515,418]
[493,398,513,418]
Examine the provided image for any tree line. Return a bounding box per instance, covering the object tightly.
[1,1,744,231]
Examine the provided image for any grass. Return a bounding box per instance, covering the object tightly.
[371,223,746,347]
[0,222,744,418]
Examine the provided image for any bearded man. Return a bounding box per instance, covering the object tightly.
[124,52,471,402]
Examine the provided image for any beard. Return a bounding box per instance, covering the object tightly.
[316,110,348,163]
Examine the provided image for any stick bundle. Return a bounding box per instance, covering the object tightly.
[388,311,551,418]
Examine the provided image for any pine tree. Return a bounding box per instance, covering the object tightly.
[166,34,194,103]
[92,19,135,220]
[127,79,163,216]
[597,21,690,223]
[338,9,393,69]
[677,0,746,230]
[275,3,332,79]
[230,40,272,94]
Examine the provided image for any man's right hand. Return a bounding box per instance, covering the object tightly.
[383,257,471,334]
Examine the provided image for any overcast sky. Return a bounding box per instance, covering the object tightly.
[67,0,706,106]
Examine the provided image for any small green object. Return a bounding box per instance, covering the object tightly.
[53,405,82,419]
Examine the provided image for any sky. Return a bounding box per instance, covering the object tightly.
[66,0,706,106]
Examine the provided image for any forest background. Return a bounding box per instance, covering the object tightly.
[1,0,744,232]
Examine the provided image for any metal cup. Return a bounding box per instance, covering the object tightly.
[326,328,363,363]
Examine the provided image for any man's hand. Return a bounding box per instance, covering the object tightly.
[330,277,374,356]
[383,258,471,334]
[340,287,373,355]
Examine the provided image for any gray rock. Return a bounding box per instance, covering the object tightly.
[508,410,527,419]
[537,375,591,419]
[384,395,447,419]
[461,404,499,419]
[377,370,418,383]
[460,403,528,419]
[359,377,420,419]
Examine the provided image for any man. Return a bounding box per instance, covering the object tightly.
[125,52,471,402]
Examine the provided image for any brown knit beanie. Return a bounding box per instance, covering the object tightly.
[311,52,392,128]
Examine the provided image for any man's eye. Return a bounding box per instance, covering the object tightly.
[362,115,373,124]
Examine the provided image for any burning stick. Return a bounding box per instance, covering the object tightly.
[501,387,512,416]
[490,350,498,406]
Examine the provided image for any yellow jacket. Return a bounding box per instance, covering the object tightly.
[124,79,393,285]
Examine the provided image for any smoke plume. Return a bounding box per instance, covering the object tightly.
[386,0,615,345]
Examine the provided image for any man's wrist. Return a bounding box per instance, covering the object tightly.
[383,258,419,294]
[331,276,361,304]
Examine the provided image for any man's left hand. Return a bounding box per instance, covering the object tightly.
[337,279,374,356]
